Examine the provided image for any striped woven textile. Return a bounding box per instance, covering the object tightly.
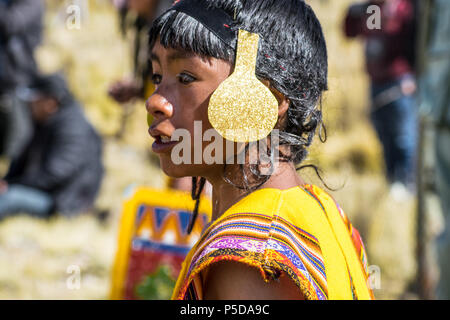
[177,211,329,300]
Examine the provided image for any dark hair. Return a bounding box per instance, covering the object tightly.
[29,72,74,107]
[148,0,328,232]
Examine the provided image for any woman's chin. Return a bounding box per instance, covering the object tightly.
[160,161,215,180]
[160,162,191,179]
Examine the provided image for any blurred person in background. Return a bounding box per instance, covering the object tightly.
[0,0,44,159]
[344,0,418,198]
[0,73,104,219]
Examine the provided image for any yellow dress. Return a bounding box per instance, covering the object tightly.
[171,184,374,300]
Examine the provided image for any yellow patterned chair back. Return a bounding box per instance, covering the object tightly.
[110,186,211,299]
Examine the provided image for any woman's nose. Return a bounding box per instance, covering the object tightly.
[146,92,174,119]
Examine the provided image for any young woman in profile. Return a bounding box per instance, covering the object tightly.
[146,0,374,300]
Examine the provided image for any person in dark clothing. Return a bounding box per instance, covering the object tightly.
[344,0,418,195]
[0,73,104,219]
[0,0,44,158]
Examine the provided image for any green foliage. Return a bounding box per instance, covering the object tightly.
[135,265,176,300]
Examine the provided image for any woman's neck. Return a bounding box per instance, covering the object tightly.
[207,161,305,223]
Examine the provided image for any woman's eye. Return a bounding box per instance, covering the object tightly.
[151,73,162,85]
[178,73,196,85]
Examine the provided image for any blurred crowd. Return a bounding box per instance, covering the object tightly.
[0,0,448,299]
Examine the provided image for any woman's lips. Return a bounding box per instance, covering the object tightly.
[149,129,178,154]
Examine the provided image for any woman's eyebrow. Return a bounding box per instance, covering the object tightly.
[150,50,195,65]
[150,52,160,64]
[167,51,195,62]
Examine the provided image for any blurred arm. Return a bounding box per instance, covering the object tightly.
[203,261,304,300]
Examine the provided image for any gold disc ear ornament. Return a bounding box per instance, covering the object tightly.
[208,29,279,143]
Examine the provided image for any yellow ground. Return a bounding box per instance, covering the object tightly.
[0,0,418,299]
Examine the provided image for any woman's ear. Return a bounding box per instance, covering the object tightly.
[277,97,290,117]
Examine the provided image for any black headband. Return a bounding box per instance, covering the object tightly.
[170,0,237,49]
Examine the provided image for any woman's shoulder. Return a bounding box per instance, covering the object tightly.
[219,184,331,222]
[219,184,339,237]
[195,185,328,267]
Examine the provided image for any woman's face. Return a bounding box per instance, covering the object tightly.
[147,40,232,179]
